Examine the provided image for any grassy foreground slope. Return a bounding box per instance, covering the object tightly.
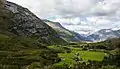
[0,34,62,69]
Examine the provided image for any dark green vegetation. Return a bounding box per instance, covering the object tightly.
[0,34,60,69]
[0,0,120,69]
[0,1,62,69]
[47,39,120,69]
[0,13,59,68]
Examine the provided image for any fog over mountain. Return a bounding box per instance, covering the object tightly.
[7,0,120,35]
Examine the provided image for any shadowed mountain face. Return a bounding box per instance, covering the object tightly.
[0,0,14,31]
[0,0,4,7]
[87,29,120,42]
[3,1,66,45]
[43,20,88,42]
[0,0,65,69]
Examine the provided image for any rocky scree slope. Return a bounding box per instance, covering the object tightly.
[4,1,65,44]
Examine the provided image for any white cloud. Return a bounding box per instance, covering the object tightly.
[7,0,120,35]
[7,0,97,18]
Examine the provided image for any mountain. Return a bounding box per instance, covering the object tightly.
[4,1,66,45]
[43,20,87,42]
[115,29,120,37]
[87,29,120,42]
[0,0,66,69]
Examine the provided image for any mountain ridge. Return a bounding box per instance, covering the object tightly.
[43,19,91,42]
[4,1,66,45]
[87,29,120,42]
[43,20,120,42]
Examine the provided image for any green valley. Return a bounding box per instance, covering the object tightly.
[0,0,120,69]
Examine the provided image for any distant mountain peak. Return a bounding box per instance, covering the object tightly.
[87,29,120,42]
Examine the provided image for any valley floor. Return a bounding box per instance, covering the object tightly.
[0,33,120,69]
[47,42,120,69]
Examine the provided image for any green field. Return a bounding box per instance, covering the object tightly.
[59,51,106,61]
[48,45,107,68]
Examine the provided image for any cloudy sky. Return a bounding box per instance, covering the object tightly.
[7,0,120,35]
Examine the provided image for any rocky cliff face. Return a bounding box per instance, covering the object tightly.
[1,1,65,44]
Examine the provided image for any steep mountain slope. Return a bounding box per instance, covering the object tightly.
[0,0,64,69]
[87,29,120,42]
[4,1,65,44]
[43,20,87,42]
